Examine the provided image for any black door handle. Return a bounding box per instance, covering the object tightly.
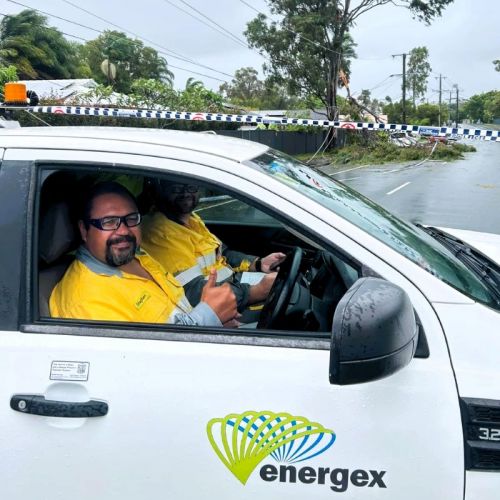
[10,394,108,418]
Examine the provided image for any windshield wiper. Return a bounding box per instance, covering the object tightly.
[416,224,500,301]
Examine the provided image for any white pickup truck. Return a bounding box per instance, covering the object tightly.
[0,126,499,500]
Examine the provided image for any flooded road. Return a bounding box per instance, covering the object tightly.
[320,140,500,234]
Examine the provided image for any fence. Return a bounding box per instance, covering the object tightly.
[216,129,348,155]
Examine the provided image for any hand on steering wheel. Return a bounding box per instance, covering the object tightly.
[257,247,302,329]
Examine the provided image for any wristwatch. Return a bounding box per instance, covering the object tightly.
[255,257,262,272]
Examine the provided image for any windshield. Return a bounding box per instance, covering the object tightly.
[247,149,498,310]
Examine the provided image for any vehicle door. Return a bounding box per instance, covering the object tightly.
[0,147,463,500]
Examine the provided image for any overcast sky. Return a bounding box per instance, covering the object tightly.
[1,0,498,103]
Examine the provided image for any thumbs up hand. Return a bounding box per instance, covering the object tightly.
[201,268,237,323]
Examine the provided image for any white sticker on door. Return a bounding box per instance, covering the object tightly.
[50,361,89,381]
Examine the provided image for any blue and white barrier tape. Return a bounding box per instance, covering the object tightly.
[6,104,500,142]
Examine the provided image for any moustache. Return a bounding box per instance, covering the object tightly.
[107,235,137,247]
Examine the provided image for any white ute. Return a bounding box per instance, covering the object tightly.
[0,126,499,500]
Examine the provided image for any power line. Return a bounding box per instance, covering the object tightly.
[238,0,344,57]
[176,0,248,47]
[161,0,247,48]
[350,75,396,97]
[371,78,402,101]
[162,0,273,70]
[1,10,227,83]
[61,0,239,75]
[0,11,87,41]
[238,0,390,62]
[8,0,101,33]
[7,0,234,80]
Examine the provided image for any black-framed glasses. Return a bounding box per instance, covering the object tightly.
[169,184,199,194]
[88,212,142,231]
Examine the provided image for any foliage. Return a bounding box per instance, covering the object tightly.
[177,84,224,112]
[74,84,117,106]
[493,60,500,72]
[0,64,18,90]
[80,31,174,94]
[184,77,204,90]
[462,91,500,123]
[128,79,177,108]
[69,42,92,78]
[0,10,81,79]
[219,67,264,107]
[245,0,454,123]
[406,46,432,106]
[219,66,300,109]
[383,100,448,125]
[299,134,475,166]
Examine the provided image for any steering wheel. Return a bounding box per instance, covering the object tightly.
[257,246,303,329]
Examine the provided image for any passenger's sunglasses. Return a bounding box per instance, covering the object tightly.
[169,185,199,194]
[87,212,142,231]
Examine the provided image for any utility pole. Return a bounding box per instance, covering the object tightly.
[455,85,459,127]
[449,90,453,125]
[436,74,443,126]
[392,53,407,123]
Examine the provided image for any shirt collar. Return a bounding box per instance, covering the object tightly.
[76,245,123,277]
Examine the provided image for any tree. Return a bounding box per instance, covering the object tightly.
[128,78,178,109]
[413,102,441,125]
[494,60,500,72]
[219,67,264,107]
[406,46,432,106]
[382,100,445,125]
[178,84,224,112]
[81,31,174,94]
[359,89,371,107]
[245,0,454,124]
[0,9,80,79]
[463,91,500,123]
[219,66,300,109]
[184,77,204,91]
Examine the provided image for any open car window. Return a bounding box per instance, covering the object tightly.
[37,166,360,336]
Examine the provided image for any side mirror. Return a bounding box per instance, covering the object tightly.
[330,277,418,385]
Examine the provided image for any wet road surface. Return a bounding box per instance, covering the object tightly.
[319,140,500,234]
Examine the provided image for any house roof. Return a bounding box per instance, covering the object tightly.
[19,79,97,101]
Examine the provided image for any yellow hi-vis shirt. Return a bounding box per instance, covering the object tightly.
[141,211,251,286]
[49,246,194,324]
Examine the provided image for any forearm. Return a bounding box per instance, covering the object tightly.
[222,246,257,271]
[171,302,222,327]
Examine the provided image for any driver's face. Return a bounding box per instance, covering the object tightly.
[79,193,141,267]
[161,183,200,215]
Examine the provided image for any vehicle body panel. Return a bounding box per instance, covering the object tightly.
[437,226,500,266]
[434,302,500,399]
[0,127,498,498]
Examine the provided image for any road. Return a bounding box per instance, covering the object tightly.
[319,140,500,234]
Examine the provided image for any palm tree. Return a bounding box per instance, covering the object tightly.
[185,77,203,91]
[0,10,78,79]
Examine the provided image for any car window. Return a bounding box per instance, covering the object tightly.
[197,191,282,227]
[246,150,499,310]
[37,167,359,336]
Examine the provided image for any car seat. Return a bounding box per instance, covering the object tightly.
[38,200,78,317]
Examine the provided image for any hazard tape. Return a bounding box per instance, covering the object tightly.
[4,104,500,142]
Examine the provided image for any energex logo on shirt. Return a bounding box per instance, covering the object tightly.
[207,410,387,492]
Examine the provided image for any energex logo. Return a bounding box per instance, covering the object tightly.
[207,410,387,492]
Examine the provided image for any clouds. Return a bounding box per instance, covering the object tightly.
[3,0,498,99]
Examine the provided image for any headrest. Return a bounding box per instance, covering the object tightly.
[39,201,78,264]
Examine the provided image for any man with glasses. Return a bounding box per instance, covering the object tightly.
[49,182,237,326]
[141,180,286,317]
